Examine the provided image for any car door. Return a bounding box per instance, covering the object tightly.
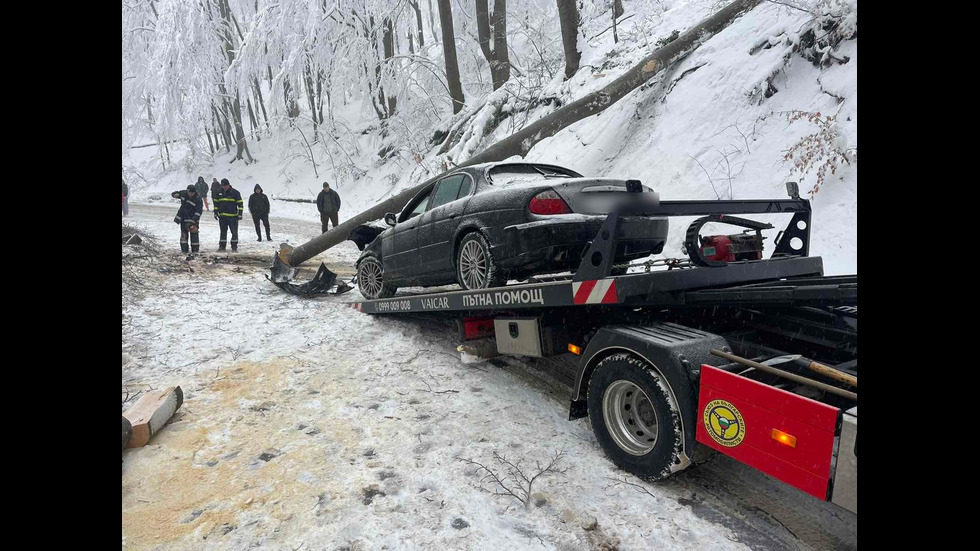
[417,174,473,280]
[382,184,433,281]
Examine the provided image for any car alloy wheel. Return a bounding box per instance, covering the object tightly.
[359,260,383,298]
[357,256,396,299]
[459,240,489,289]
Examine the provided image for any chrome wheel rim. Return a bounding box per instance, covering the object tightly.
[459,240,488,289]
[358,260,383,298]
[602,380,659,456]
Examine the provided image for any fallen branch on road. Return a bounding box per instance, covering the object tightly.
[457,449,568,508]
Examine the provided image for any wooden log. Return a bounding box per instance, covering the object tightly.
[809,361,858,388]
[122,416,133,450]
[711,350,857,401]
[122,386,184,448]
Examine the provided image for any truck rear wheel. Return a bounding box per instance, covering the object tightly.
[587,352,685,480]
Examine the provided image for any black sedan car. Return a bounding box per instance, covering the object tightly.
[354,162,668,299]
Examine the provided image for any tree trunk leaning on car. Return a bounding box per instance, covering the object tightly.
[277,0,761,269]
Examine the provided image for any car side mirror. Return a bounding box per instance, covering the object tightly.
[385,212,397,227]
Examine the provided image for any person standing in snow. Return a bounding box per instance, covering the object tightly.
[316,181,342,233]
[122,178,130,216]
[214,178,243,251]
[171,185,203,254]
[248,184,272,242]
[210,177,222,207]
[195,176,210,211]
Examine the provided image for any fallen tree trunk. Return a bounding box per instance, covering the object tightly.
[279,0,759,268]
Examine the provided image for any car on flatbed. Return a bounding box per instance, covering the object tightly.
[354,162,668,299]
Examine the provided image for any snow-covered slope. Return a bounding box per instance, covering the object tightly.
[124,0,856,274]
[525,2,857,275]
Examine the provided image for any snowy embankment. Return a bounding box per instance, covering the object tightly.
[125,0,856,275]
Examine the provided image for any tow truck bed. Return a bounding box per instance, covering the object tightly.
[350,256,855,314]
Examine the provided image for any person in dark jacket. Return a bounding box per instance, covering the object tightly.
[214,178,243,251]
[316,182,342,233]
[122,178,130,216]
[195,177,210,211]
[210,177,222,207]
[171,185,203,254]
[248,184,272,241]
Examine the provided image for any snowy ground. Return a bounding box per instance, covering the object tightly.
[126,202,363,273]
[122,205,856,550]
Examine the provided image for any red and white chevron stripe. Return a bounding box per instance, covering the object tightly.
[572,279,618,305]
[348,302,363,311]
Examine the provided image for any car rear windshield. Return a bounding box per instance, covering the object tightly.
[486,164,581,186]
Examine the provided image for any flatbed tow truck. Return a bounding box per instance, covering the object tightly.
[335,184,858,515]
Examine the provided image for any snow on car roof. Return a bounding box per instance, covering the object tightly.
[485,163,582,186]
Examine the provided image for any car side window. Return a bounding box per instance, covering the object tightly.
[427,175,465,211]
[456,176,472,200]
[403,188,433,221]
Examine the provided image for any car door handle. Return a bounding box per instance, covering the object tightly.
[449,214,457,219]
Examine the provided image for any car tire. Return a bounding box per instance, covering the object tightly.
[456,232,506,290]
[356,255,397,299]
[587,352,686,480]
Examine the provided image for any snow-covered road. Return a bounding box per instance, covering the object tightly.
[122,204,856,550]
[127,202,363,273]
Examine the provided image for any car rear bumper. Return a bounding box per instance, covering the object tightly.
[494,215,668,276]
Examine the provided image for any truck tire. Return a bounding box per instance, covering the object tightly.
[456,232,506,290]
[587,352,685,480]
[357,255,397,299]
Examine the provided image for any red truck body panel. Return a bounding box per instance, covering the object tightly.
[696,365,840,500]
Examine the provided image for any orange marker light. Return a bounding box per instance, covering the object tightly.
[568,343,582,355]
[771,429,797,448]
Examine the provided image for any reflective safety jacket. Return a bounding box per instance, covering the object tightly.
[174,191,203,222]
[216,186,244,218]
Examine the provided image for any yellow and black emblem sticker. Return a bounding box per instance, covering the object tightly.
[703,399,745,447]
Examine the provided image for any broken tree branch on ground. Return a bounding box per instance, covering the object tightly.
[456,449,568,508]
